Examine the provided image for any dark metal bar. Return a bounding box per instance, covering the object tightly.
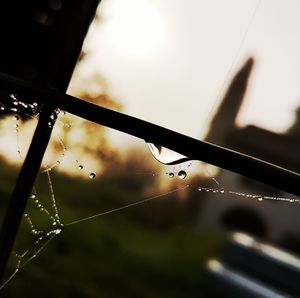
[0,105,55,281]
[0,72,299,197]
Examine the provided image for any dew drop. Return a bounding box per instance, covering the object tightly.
[146,143,189,165]
[178,170,187,179]
[289,199,295,203]
[78,165,84,170]
[11,107,18,112]
[258,196,263,201]
[0,106,5,111]
[30,194,37,199]
[89,173,96,179]
[219,188,225,193]
[168,172,174,178]
[198,188,202,191]
[54,224,64,234]
[54,228,63,235]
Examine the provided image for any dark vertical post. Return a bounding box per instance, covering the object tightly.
[0,105,56,280]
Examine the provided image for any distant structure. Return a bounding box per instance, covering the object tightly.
[198,57,300,247]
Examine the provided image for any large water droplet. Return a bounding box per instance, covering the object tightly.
[78,165,83,170]
[168,172,174,178]
[146,143,189,165]
[89,173,96,179]
[178,170,187,179]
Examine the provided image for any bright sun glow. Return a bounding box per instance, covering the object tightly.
[105,0,165,58]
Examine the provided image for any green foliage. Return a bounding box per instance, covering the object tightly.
[0,157,224,297]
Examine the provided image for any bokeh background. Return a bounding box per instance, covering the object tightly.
[1,0,300,297]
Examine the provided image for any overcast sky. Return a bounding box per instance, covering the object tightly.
[69,0,300,141]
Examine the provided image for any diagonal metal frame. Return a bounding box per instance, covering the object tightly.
[1,72,300,197]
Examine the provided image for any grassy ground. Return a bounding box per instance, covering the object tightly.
[0,160,225,298]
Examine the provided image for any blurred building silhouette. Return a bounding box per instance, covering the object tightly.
[198,57,300,249]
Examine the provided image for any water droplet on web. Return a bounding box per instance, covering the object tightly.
[0,105,5,111]
[220,188,225,193]
[257,196,263,201]
[54,228,63,235]
[178,170,187,179]
[289,199,295,203]
[168,172,174,178]
[30,194,37,199]
[53,224,64,235]
[11,107,18,112]
[89,173,96,179]
[12,115,19,121]
[146,143,189,165]
[78,165,83,170]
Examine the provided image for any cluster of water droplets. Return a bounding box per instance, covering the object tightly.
[195,186,300,204]
[2,94,40,116]
[74,160,96,179]
[167,170,187,179]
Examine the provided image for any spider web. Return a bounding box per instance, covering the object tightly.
[0,107,299,292]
